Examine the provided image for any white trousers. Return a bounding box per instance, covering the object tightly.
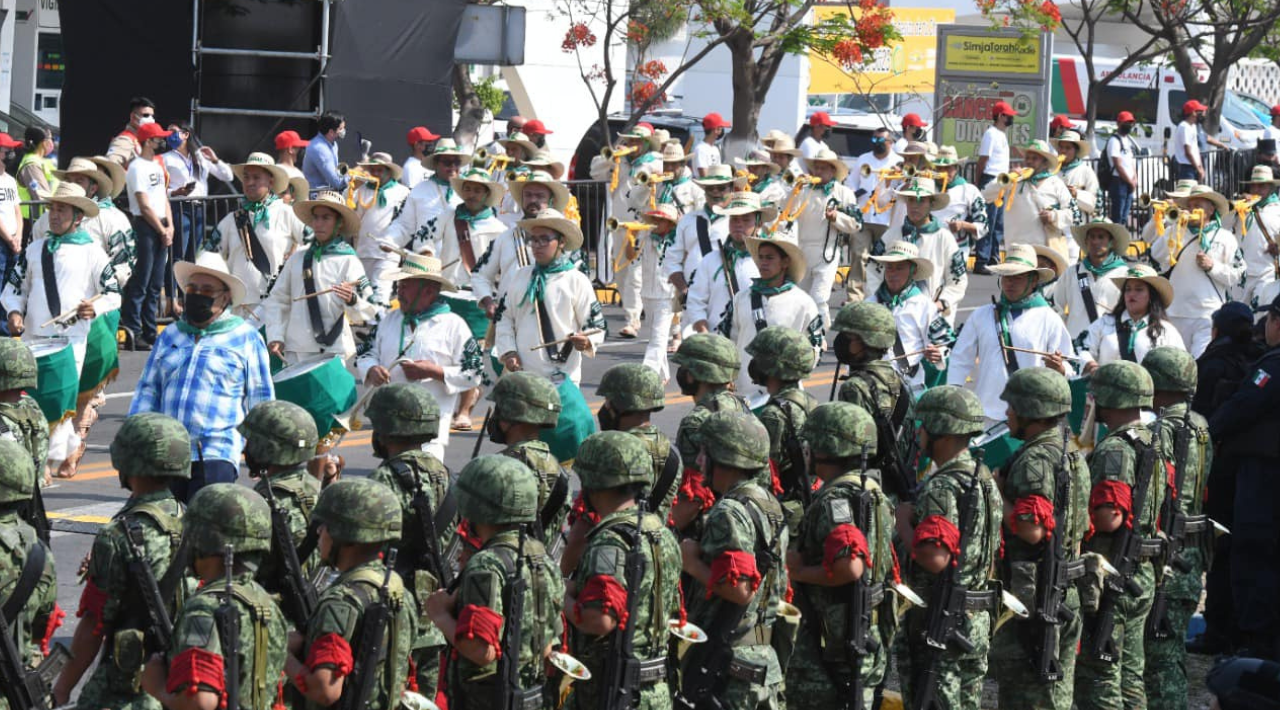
[1168,315,1212,358]
[800,242,841,331]
[641,296,675,382]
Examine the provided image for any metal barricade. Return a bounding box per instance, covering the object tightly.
[565,179,609,275]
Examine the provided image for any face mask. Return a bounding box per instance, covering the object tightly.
[166,132,184,151]
[154,139,171,155]
[486,415,506,444]
[1118,125,1132,135]
[675,367,698,397]
[138,115,156,126]
[183,292,217,324]
[747,359,768,385]
[833,332,856,365]
[597,403,618,431]
[337,128,348,140]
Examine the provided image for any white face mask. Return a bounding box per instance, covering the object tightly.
[138,115,156,126]
[336,127,347,140]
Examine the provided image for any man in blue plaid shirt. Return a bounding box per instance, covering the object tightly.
[130,254,273,500]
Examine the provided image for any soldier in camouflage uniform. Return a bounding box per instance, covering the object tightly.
[366,384,454,698]
[899,386,1003,710]
[785,402,897,710]
[564,431,681,710]
[669,333,751,534]
[833,301,918,505]
[426,455,565,710]
[487,372,571,553]
[678,412,787,710]
[141,484,286,710]
[747,326,818,532]
[596,363,681,521]
[240,400,322,626]
[0,337,50,533]
[0,438,58,710]
[56,413,189,710]
[989,368,1091,710]
[287,478,415,710]
[1074,360,1164,710]
[1140,347,1213,710]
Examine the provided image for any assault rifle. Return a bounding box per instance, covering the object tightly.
[846,444,879,707]
[1030,426,1075,681]
[0,541,66,710]
[498,531,530,710]
[1089,443,1157,662]
[1148,423,1200,639]
[259,481,317,625]
[124,519,176,653]
[339,549,398,710]
[215,546,242,710]
[393,461,456,589]
[780,400,812,510]
[602,502,648,710]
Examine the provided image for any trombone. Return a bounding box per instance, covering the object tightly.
[636,171,674,186]
[606,217,649,272]
[782,172,822,187]
[772,175,819,230]
[1138,194,1181,236]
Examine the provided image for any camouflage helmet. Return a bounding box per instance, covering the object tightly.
[1001,367,1072,419]
[801,402,878,458]
[366,383,441,438]
[597,363,665,413]
[313,478,403,544]
[1142,346,1197,394]
[831,301,896,349]
[185,484,272,556]
[575,431,652,491]
[487,372,562,427]
[671,333,740,384]
[1090,360,1154,410]
[456,455,540,525]
[700,411,769,470]
[916,385,985,436]
[0,439,35,505]
[745,326,816,381]
[0,339,37,391]
[239,400,318,467]
[111,413,192,482]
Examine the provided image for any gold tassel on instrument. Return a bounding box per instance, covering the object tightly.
[344,167,380,210]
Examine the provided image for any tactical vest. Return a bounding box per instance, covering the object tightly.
[331,566,410,710]
[200,578,283,710]
[721,485,785,641]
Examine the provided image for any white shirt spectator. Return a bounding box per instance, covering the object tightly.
[126,158,168,217]
[800,135,828,160]
[692,142,722,173]
[979,125,1010,176]
[1105,134,1138,182]
[1264,125,1280,142]
[402,156,430,189]
[0,173,19,239]
[1172,119,1200,167]
[163,150,234,198]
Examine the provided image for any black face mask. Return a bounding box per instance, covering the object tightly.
[675,367,698,397]
[371,432,388,460]
[833,332,856,365]
[597,403,619,431]
[747,359,769,385]
[487,415,506,444]
[1118,124,1133,135]
[183,293,217,325]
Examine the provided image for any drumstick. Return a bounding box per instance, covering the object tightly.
[293,282,355,302]
[42,294,103,328]
[892,348,929,361]
[379,243,413,257]
[1001,344,1086,362]
[529,328,604,351]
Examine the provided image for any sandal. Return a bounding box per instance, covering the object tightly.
[451,416,473,432]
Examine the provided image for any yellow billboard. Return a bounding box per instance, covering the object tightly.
[942,33,1041,74]
[809,7,955,95]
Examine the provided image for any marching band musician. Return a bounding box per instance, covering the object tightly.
[1235,165,1280,307]
[849,127,902,226]
[865,242,955,389]
[1075,263,1185,371]
[1135,180,1196,247]
[473,170,571,318]
[350,152,409,303]
[264,191,376,364]
[762,131,804,178]
[736,149,787,211]
[871,140,934,223]
[793,148,862,331]
[685,191,766,336]
[1055,217,1131,340]
[1056,130,1100,232]
[867,175,967,323]
[37,156,134,285]
[931,145,987,264]
[664,164,737,308]
[653,141,704,216]
[382,139,468,254]
[636,204,681,381]
[982,139,1075,257]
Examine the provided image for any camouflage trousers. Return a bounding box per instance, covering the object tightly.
[712,643,782,710]
[989,586,1083,710]
[1143,550,1204,710]
[412,645,443,700]
[784,620,888,710]
[897,610,992,710]
[1074,564,1156,710]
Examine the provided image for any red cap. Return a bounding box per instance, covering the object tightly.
[274,130,309,150]
[1270,105,1280,117]
[1050,114,1073,131]
[136,123,173,142]
[901,113,927,128]
[992,101,1016,117]
[1183,99,1208,115]
[405,126,440,145]
[809,111,837,127]
[0,133,21,149]
[522,119,553,135]
[1116,111,1136,123]
[702,112,732,130]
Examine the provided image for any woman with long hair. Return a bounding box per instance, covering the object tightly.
[1077,262,1186,371]
[161,120,233,315]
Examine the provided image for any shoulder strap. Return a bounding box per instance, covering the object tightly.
[235,208,274,277]
[891,332,921,378]
[533,295,572,364]
[696,216,712,257]
[648,442,682,512]
[749,290,768,333]
[1116,319,1137,362]
[1076,264,1099,323]
[302,249,345,347]
[1,537,47,622]
[41,246,61,317]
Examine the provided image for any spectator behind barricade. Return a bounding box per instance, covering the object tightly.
[274,130,309,170]
[523,119,553,149]
[507,114,527,138]
[1106,111,1141,226]
[16,126,57,226]
[402,125,439,188]
[1257,139,1279,170]
[302,110,349,191]
[973,100,1017,274]
[1173,100,1208,182]
[0,133,22,293]
[1049,113,1074,139]
[694,112,730,177]
[1266,106,1280,143]
[894,112,928,152]
[163,121,235,315]
[120,122,175,351]
[798,111,835,159]
[105,96,155,167]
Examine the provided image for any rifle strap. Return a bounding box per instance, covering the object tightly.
[1076,264,1099,324]
[647,443,682,513]
[238,211,274,278]
[541,469,571,536]
[696,216,712,257]
[748,290,769,333]
[1,537,46,623]
[41,246,60,317]
[302,249,346,347]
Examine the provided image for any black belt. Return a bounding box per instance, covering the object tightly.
[1181,515,1211,536]
[963,589,1000,611]
[637,657,668,684]
[1139,539,1166,559]
[726,658,767,684]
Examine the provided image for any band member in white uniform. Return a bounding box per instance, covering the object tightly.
[1055,217,1130,340]
[350,152,409,304]
[867,175,967,323]
[1076,263,1185,371]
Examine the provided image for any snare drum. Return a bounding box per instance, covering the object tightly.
[79,310,121,404]
[28,338,77,425]
[970,421,1023,472]
[273,355,358,438]
[1068,376,1089,435]
[538,378,596,463]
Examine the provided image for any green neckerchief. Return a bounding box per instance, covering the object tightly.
[630,153,660,176]
[1189,214,1223,252]
[1027,170,1055,185]
[456,204,497,225]
[753,174,779,194]
[241,194,278,228]
[1246,192,1280,229]
[430,174,454,202]
[96,196,116,210]
[948,175,968,188]
[45,229,93,253]
[714,240,751,281]
[749,277,794,295]
[900,216,942,243]
[1120,313,1148,358]
[175,311,245,339]
[876,280,923,308]
[650,228,676,253]
[821,180,838,196]
[400,300,452,354]
[1063,159,1084,173]
[519,254,574,306]
[998,291,1050,313]
[309,236,357,261]
[1081,251,1126,277]
[703,205,723,223]
[376,179,400,208]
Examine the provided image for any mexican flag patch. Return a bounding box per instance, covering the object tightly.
[1254,370,1271,388]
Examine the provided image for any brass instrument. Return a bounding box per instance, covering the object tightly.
[992,168,1035,211]
[1170,208,1205,266]
[605,216,652,232]
[344,167,380,210]
[1233,193,1263,234]
[505,169,529,182]
[733,169,760,185]
[902,163,919,179]
[772,177,816,230]
[606,217,649,272]
[636,171,674,186]
[782,172,822,187]
[601,145,638,160]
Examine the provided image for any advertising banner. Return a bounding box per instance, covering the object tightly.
[809,7,955,95]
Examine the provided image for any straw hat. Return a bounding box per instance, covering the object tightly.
[1165,179,1197,199]
[386,251,458,291]
[520,151,566,181]
[53,157,115,198]
[989,243,1057,282]
[293,190,361,238]
[449,167,506,209]
[734,150,781,176]
[712,191,779,224]
[1032,245,1068,283]
[46,182,99,218]
[803,148,850,182]
[517,207,584,251]
[894,176,950,210]
[357,152,403,182]
[233,152,290,195]
[507,170,571,212]
[1109,262,1174,308]
[932,145,963,167]
[746,231,807,283]
[1071,217,1131,256]
[174,252,247,306]
[422,139,471,172]
[660,142,694,163]
[89,156,127,198]
[1022,139,1059,165]
[1182,184,1229,217]
[896,140,935,164]
[644,203,680,225]
[1240,165,1280,185]
[498,131,539,157]
[281,165,311,202]
[693,164,738,188]
[869,240,934,282]
[765,133,800,156]
[1055,130,1092,157]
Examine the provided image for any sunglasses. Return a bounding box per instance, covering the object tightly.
[870,137,886,144]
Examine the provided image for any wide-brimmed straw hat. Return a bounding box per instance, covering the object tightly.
[1109,262,1174,308]
[1055,130,1091,157]
[746,231,807,283]
[498,131,539,157]
[712,191,779,223]
[1165,179,1198,200]
[174,252,247,306]
[1071,217,1131,256]
[803,148,850,182]
[896,140,935,165]
[932,145,964,167]
[507,170,571,212]
[422,139,471,172]
[357,152,403,182]
[1240,165,1280,186]
[1182,184,1230,217]
[281,165,311,202]
[660,142,694,163]
[386,251,458,291]
[449,167,506,209]
[54,157,115,198]
[734,150,782,176]
[764,132,801,156]
[89,156,127,198]
[869,240,934,282]
[520,150,566,181]
[233,152,290,195]
[517,207,584,251]
[46,182,99,218]
[989,243,1057,282]
[1023,139,1059,165]
[644,203,680,225]
[894,176,950,210]
[694,163,738,188]
[1032,245,1068,283]
[293,190,361,237]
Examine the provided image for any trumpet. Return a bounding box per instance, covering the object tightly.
[601,145,638,160]
[344,167,380,209]
[608,218,648,272]
[605,217,650,232]
[733,169,759,185]
[997,168,1035,186]
[1170,208,1205,266]
[636,171,674,186]
[782,172,822,187]
[771,177,814,230]
[1233,193,1263,233]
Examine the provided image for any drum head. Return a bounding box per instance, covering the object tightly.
[26,337,71,358]
[273,354,342,383]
